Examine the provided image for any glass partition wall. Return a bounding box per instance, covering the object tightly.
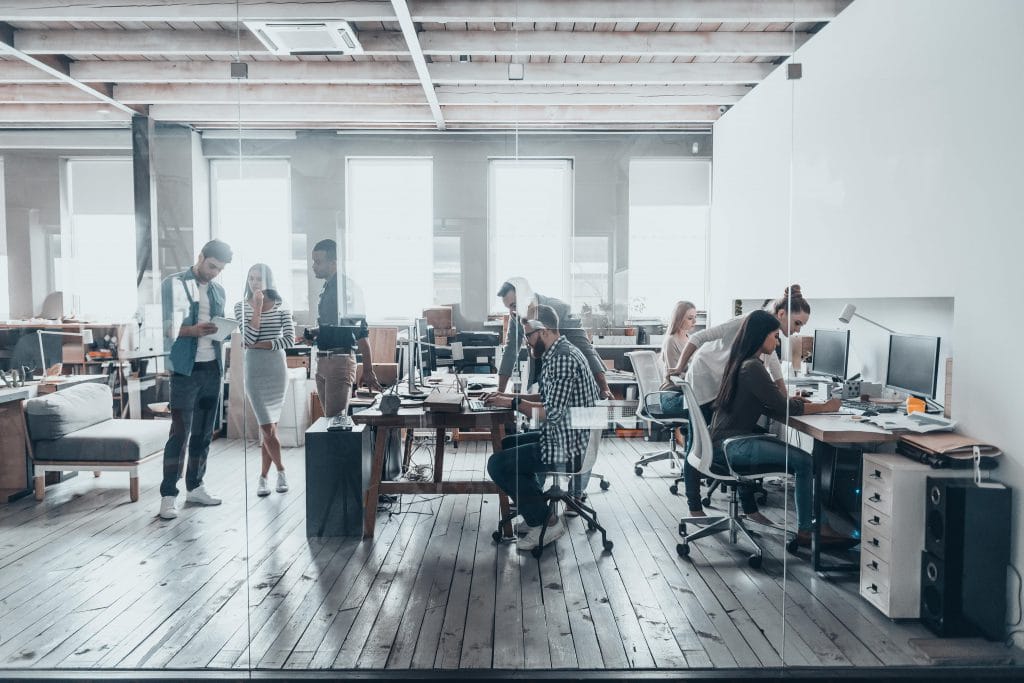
[5,0,1023,678]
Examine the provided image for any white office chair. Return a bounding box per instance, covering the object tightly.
[675,381,787,570]
[492,408,613,559]
[626,350,689,476]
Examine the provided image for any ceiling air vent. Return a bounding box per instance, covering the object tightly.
[244,21,363,56]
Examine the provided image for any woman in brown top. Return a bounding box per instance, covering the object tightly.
[710,310,846,546]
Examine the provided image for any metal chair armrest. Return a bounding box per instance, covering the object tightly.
[639,390,689,427]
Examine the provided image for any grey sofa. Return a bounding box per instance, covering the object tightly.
[25,383,169,502]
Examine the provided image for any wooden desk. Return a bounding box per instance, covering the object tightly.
[786,414,898,572]
[352,403,514,538]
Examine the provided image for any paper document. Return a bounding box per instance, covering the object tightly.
[863,412,956,433]
[206,316,239,342]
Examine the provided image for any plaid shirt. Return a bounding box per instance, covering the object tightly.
[538,336,600,469]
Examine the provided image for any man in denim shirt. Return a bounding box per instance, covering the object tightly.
[158,240,232,520]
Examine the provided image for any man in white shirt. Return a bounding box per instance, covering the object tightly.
[158,240,232,520]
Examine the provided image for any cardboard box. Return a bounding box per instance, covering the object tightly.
[423,307,453,330]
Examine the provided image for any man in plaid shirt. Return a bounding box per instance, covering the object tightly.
[485,305,600,551]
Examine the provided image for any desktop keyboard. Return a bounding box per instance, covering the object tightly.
[327,414,355,431]
[841,400,898,413]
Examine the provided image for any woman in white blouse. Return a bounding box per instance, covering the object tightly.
[235,264,295,497]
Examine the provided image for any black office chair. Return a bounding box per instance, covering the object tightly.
[493,422,613,559]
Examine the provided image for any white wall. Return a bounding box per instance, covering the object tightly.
[712,0,1024,635]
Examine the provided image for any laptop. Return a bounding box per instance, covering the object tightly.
[455,375,506,412]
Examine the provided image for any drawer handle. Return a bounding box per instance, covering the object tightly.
[869,493,882,503]
[869,537,880,547]
[867,516,881,526]
[869,470,882,479]
[866,583,879,594]
[867,560,879,571]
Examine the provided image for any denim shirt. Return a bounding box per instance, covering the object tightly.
[162,268,226,375]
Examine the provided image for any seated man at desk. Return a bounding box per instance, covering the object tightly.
[485,305,600,551]
[710,310,853,548]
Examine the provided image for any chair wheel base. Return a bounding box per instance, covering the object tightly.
[678,521,687,536]
[634,466,643,476]
[599,479,610,491]
[677,543,690,557]
[603,540,614,552]
[492,530,503,543]
[587,520,597,532]
[786,538,800,555]
[669,484,679,495]
[748,554,763,569]
[531,546,543,559]
[700,496,712,507]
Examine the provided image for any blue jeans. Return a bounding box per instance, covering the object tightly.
[487,439,549,527]
[713,437,813,532]
[160,361,222,497]
[501,431,588,497]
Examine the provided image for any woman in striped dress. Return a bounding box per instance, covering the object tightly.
[235,264,295,497]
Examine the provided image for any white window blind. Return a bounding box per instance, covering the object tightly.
[345,157,433,320]
[488,159,572,312]
[628,158,710,319]
[63,158,136,322]
[210,159,293,309]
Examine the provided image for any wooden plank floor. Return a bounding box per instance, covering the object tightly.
[0,435,1019,672]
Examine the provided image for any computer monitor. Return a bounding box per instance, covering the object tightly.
[810,329,850,379]
[885,333,941,399]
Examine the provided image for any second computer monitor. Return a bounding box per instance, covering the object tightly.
[810,329,850,379]
[885,333,941,399]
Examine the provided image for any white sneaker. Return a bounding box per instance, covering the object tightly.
[256,476,271,497]
[185,485,222,506]
[276,471,289,493]
[517,517,567,551]
[159,496,178,519]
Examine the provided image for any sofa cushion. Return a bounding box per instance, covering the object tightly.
[31,419,169,463]
[25,383,113,441]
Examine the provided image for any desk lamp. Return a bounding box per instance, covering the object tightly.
[838,304,895,333]
[37,328,94,377]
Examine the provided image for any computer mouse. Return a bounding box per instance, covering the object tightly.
[862,410,879,417]
[468,383,483,391]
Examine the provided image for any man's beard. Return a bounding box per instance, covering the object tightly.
[530,339,546,356]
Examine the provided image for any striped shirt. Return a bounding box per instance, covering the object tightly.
[234,300,295,351]
[538,336,600,469]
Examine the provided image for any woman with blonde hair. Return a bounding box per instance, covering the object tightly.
[661,300,698,371]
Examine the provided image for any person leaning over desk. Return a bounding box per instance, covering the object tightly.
[709,310,853,548]
[234,263,295,498]
[158,239,233,521]
[302,238,382,418]
[667,284,810,521]
[484,305,600,552]
[496,276,613,400]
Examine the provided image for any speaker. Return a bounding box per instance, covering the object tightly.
[920,479,1011,640]
[920,550,972,637]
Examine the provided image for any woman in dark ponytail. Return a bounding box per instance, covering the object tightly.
[708,310,853,548]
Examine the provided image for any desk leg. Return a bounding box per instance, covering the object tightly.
[811,441,824,572]
[434,428,445,484]
[489,424,513,537]
[363,426,390,538]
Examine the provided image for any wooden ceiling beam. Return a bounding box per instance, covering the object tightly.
[113,82,747,106]
[0,1,396,23]
[14,28,806,57]
[72,60,772,85]
[407,0,851,23]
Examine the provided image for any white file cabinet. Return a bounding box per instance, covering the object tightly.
[859,453,968,618]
